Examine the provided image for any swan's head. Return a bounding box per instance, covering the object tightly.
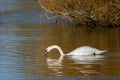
[44,45,61,56]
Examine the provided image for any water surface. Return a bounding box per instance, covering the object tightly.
[0,24,120,80]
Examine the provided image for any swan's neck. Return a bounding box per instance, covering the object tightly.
[55,46,64,56]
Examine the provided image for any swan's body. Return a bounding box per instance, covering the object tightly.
[44,45,107,56]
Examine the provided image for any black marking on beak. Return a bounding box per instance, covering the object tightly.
[44,49,48,57]
[44,49,47,53]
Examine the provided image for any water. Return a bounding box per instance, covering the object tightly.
[0,0,120,80]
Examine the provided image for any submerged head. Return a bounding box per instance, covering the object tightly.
[44,45,64,56]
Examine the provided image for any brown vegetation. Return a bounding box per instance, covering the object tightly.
[38,0,120,26]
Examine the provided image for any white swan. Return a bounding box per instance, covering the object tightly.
[44,45,107,56]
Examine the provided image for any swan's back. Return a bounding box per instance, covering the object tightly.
[67,46,105,56]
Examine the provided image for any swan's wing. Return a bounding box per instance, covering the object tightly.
[68,46,100,55]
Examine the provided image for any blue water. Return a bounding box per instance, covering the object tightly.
[0,0,70,24]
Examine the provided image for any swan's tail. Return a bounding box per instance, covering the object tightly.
[96,50,107,54]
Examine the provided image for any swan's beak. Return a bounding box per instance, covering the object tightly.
[44,50,48,57]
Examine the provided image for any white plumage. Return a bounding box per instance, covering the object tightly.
[44,45,107,56]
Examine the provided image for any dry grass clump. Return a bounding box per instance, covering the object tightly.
[38,0,120,26]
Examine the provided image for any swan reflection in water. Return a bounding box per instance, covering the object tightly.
[45,56,64,76]
[45,55,105,76]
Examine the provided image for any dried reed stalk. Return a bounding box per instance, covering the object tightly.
[38,0,120,26]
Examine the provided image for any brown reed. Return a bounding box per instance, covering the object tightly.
[38,0,120,26]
